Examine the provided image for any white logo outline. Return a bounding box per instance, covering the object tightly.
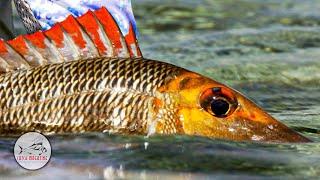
[14,132,52,170]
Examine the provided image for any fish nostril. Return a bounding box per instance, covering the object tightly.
[212,87,221,93]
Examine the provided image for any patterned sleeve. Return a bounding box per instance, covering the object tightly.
[14,0,137,37]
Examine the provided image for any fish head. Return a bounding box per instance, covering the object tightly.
[158,70,311,143]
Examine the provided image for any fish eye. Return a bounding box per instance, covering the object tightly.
[200,87,237,118]
[210,97,230,117]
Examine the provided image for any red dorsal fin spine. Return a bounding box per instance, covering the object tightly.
[0,7,143,74]
[77,11,113,57]
[125,24,142,57]
[60,15,99,59]
[8,35,47,66]
[94,7,130,58]
[0,40,30,72]
[24,31,64,64]
[44,23,86,62]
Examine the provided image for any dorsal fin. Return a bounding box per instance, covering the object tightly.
[1,0,142,74]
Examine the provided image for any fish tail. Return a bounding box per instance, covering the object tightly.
[18,145,23,154]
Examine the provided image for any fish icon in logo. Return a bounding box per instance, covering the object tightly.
[18,137,48,156]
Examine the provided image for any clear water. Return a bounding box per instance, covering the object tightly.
[1,0,320,179]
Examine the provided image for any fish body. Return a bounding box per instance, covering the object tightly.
[0,57,181,135]
[0,56,310,142]
[0,1,311,142]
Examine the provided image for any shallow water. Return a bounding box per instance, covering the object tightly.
[1,0,320,179]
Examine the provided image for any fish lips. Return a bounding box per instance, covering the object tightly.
[230,94,312,143]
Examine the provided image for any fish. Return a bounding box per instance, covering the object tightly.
[18,137,47,155]
[0,0,311,143]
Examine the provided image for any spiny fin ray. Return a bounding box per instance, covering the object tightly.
[0,7,142,74]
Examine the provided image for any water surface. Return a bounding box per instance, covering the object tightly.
[1,0,320,179]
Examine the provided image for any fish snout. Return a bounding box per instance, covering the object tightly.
[234,95,312,143]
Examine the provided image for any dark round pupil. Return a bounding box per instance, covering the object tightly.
[210,99,230,117]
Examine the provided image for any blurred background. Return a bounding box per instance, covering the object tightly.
[0,0,320,179]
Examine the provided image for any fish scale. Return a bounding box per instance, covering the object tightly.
[0,57,181,135]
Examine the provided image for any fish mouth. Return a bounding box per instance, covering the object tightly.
[233,94,312,143]
[230,117,312,143]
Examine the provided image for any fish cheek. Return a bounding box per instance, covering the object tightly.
[176,105,248,140]
[178,107,225,137]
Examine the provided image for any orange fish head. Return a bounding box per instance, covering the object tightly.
[157,71,311,143]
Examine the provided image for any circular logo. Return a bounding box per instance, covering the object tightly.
[14,132,51,170]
